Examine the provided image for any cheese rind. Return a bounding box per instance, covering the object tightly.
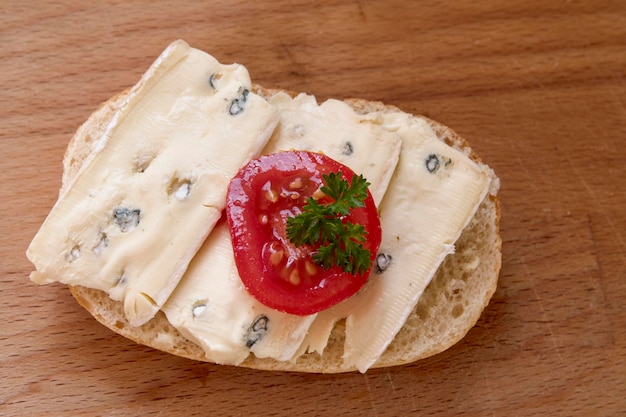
[26,40,278,326]
[162,92,402,364]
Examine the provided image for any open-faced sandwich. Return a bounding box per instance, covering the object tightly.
[27,40,501,373]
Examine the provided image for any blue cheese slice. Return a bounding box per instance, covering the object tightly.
[162,223,318,364]
[26,40,279,327]
[161,92,402,365]
[298,114,491,372]
[263,93,401,203]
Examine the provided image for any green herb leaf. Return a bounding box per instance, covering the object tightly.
[286,173,372,275]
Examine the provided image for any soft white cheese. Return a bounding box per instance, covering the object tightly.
[26,40,279,326]
[263,93,402,204]
[298,114,491,372]
[161,92,402,365]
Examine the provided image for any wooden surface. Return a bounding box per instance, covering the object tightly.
[2,1,625,415]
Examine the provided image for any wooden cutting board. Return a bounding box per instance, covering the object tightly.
[2,1,625,415]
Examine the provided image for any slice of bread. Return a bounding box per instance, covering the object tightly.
[62,86,501,373]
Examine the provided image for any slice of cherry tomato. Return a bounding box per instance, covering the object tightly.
[226,151,381,316]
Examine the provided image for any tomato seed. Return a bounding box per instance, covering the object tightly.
[269,250,284,266]
[289,178,303,189]
[265,188,279,203]
[305,261,318,276]
[312,188,326,200]
[289,270,301,285]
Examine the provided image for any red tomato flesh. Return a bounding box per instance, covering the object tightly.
[226,151,382,316]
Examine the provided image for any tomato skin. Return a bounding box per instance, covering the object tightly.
[226,151,381,316]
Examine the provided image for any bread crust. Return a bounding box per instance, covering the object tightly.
[64,85,501,373]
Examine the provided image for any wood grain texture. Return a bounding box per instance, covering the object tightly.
[2,0,625,415]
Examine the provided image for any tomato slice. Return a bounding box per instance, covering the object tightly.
[226,151,382,316]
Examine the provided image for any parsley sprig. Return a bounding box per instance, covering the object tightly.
[286,172,372,275]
